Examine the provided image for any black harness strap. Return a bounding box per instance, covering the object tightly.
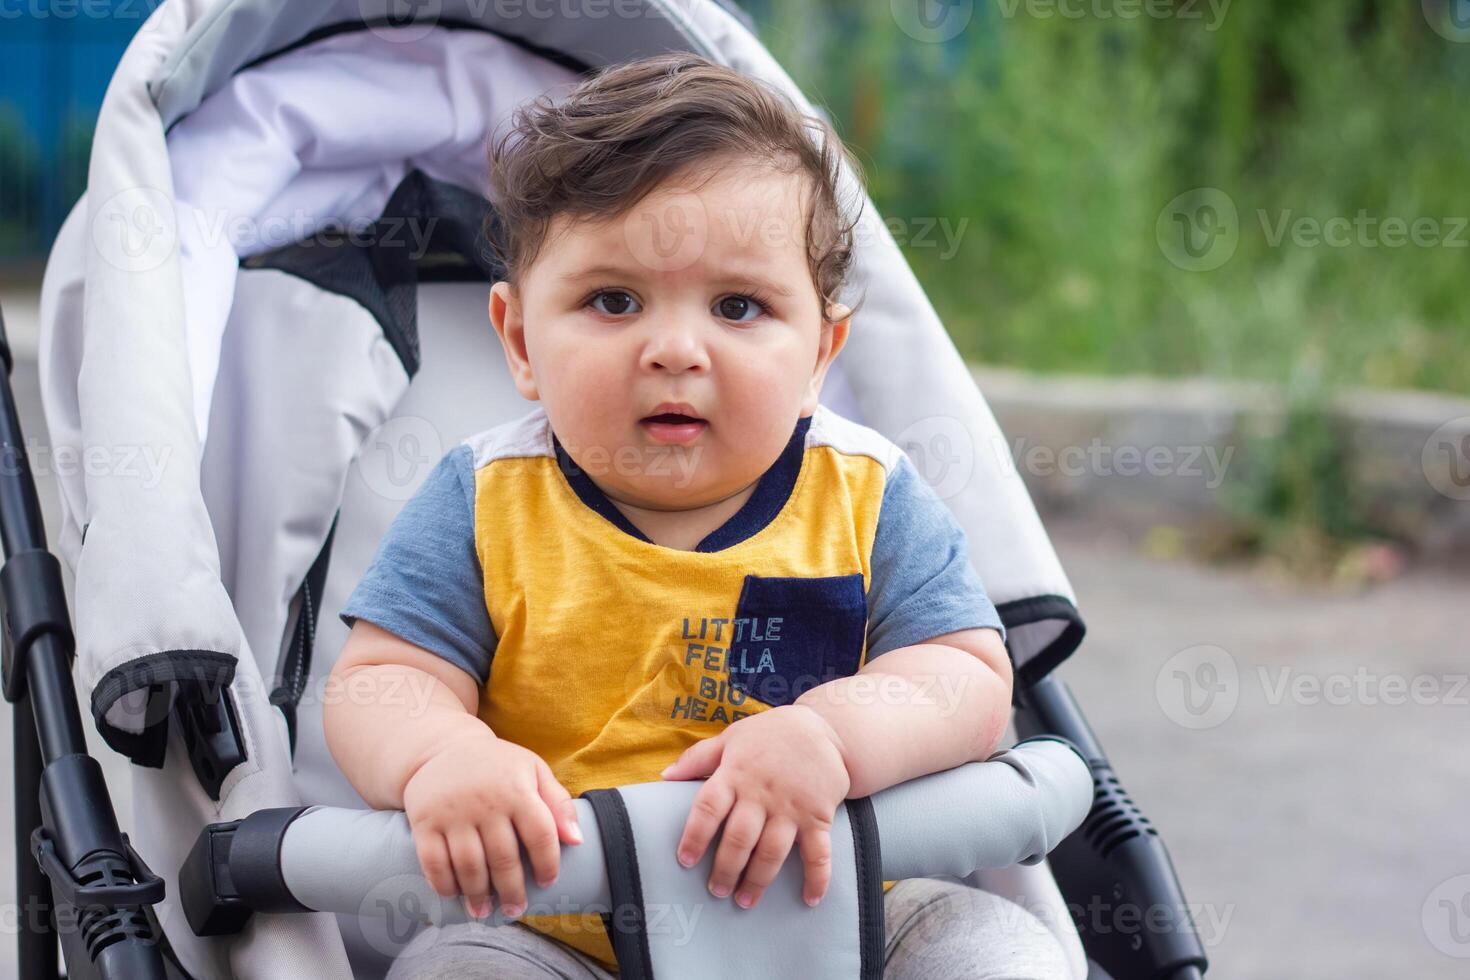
[846,796,886,980]
[270,512,338,755]
[580,787,656,980]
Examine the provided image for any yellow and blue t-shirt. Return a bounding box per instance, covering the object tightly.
[340,403,1003,971]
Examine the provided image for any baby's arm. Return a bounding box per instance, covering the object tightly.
[325,619,490,808]
[792,626,1012,798]
[324,620,583,919]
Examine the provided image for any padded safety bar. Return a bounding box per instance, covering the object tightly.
[182,738,1090,938]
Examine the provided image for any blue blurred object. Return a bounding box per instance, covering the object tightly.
[0,0,159,262]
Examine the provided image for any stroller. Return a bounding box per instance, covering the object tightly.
[7,1,1209,977]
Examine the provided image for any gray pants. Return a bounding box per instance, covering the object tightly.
[386,877,1072,979]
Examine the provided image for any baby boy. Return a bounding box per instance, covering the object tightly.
[326,52,1067,979]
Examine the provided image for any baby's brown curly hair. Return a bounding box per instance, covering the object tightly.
[485,51,865,324]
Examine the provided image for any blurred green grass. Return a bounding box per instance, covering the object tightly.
[753,0,1469,396]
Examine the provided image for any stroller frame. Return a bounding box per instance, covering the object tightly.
[9,1,1212,975]
[1,300,1206,980]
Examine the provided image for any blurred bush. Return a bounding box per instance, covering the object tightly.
[754,0,1469,396]
[0,109,41,256]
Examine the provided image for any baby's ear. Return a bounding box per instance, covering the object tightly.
[489,281,539,401]
[801,308,851,413]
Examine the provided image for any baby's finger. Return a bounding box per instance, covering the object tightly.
[676,777,735,870]
[513,796,562,891]
[734,818,796,910]
[708,799,765,900]
[415,831,457,899]
[482,816,528,918]
[797,826,833,907]
[536,760,584,846]
[445,827,490,915]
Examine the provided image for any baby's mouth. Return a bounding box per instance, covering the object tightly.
[639,409,708,446]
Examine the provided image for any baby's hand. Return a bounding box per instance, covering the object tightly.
[660,705,850,910]
[403,730,583,920]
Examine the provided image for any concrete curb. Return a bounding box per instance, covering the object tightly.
[0,284,40,362]
[971,365,1470,562]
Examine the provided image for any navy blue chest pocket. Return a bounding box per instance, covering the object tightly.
[726,574,868,708]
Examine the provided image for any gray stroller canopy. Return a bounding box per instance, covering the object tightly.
[38,1,1088,977]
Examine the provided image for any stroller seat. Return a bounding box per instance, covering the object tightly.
[18,2,1206,978]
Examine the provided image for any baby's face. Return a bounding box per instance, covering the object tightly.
[489,158,848,511]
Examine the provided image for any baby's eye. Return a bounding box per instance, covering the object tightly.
[588,290,641,316]
[714,294,767,323]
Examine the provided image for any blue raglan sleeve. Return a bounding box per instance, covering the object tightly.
[865,452,1005,658]
[338,443,497,686]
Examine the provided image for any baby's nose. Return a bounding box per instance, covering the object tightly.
[641,327,711,374]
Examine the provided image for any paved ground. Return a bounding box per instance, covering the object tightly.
[1053,518,1466,979]
[0,285,1464,978]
